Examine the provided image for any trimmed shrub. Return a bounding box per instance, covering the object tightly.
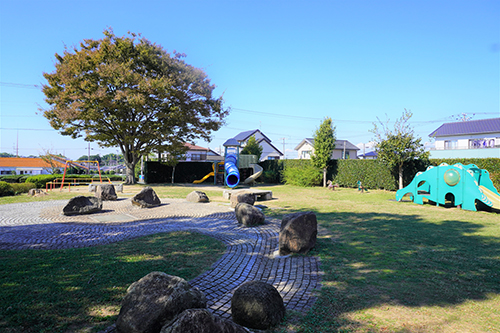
[282,162,322,187]
[25,175,61,189]
[0,181,14,197]
[0,175,26,183]
[333,159,397,190]
[11,182,36,195]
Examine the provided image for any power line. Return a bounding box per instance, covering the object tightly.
[0,82,40,89]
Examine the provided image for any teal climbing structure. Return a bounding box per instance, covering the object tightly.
[396,163,500,212]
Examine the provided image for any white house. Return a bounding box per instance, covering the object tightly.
[232,129,283,161]
[429,118,500,158]
[0,157,66,175]
[160,143,221,162]
[295,138,360,159]
[182,143,221,161]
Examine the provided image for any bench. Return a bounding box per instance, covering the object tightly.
[223,189,273,201]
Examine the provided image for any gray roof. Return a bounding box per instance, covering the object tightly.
[295,138,360,151]
[233,129,272,143]
[429,118,500,137]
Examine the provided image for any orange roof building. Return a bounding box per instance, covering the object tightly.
[0,157,66,175]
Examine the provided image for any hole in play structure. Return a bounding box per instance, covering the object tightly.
[444,193,455,208]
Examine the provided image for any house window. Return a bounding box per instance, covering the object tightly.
[190,153,207,161]
[301,150,311,159]
[267,156,279,160]
[444,140,458,149]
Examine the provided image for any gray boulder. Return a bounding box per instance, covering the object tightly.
[279,211,317,256]
[231,281,285,330]
[235,203,265,227]
[186,191,209,203]
[95,184,118,201]
[62,196,102,215]
[160,308,248,333]
[132,187,161,208]
[116,272,206,333]
[230,192,255,208]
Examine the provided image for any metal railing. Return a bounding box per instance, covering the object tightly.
[45,177,112,192]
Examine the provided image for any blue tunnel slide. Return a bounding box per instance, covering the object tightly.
[224,154,240,188]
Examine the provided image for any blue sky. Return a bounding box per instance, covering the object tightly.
[1,0,499,160]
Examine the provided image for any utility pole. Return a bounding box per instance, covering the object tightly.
[280,137,286,159]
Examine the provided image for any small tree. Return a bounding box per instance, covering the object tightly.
[39,150,63,174]
[311,117,336,187]
[371,109,430,189]
[241,135,263,161]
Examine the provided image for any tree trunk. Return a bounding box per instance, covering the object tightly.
[171,165,176,184]
[125,162,136,185]
[323,167,327,187]
[123,152,138,185]
[399,165,404,189]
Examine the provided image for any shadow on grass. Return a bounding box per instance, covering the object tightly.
[0,230,225,333]
[275,208,500,331]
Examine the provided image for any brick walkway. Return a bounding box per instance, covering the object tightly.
[0,199,322,319]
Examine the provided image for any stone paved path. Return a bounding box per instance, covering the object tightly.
[0,199,322,319]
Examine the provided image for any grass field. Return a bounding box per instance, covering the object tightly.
[1,183,499,332]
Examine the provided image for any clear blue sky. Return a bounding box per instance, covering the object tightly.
[1,0,499,160]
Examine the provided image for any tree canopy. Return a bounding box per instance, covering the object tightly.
[311,117,336,187]
[371,109,429,189]
[42,29,228,184]
[241,135,263,161]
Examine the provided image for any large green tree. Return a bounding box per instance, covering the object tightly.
[42,29,228,184]
[311,117,336,187]
[371,109,430,189]
[241,135,263,160]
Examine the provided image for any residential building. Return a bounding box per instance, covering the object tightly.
[0,157,66,175]
[160,143,221,161]
[295,138,360,159]
[428,118,500,158]
[232,129,283,161]
[358,151,378,159]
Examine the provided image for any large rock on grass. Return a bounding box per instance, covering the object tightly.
[116,272,206,333]
[62,196,102,215]
[279,211,317,256]
[231,281,285,330]
[132,186,161,208]
[186,191,209,203]
[95,184,118,201]
[235,203,265,227]
[160,308,248,333]
[230,192,255,208]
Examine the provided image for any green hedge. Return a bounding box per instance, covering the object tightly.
[0,181,14,196]
[282,161,322,187]
[144,161,214,184]
[11,182,36,195]
[332,159,397,190]
[0,175,29,183]
[25,174,125,189]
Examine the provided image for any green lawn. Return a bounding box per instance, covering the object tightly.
[264,185,500,333]
[1,184,499,332]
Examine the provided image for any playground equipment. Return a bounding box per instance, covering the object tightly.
[396,163,500,212]
[193,162,224,184]
[223,138,241,188]
[244,163,263,184]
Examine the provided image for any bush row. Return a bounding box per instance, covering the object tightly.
[25,174,125,189]
[0,181,36,197]
[260,157,500,190]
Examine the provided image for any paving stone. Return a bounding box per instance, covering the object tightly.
[0,199,322,317]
